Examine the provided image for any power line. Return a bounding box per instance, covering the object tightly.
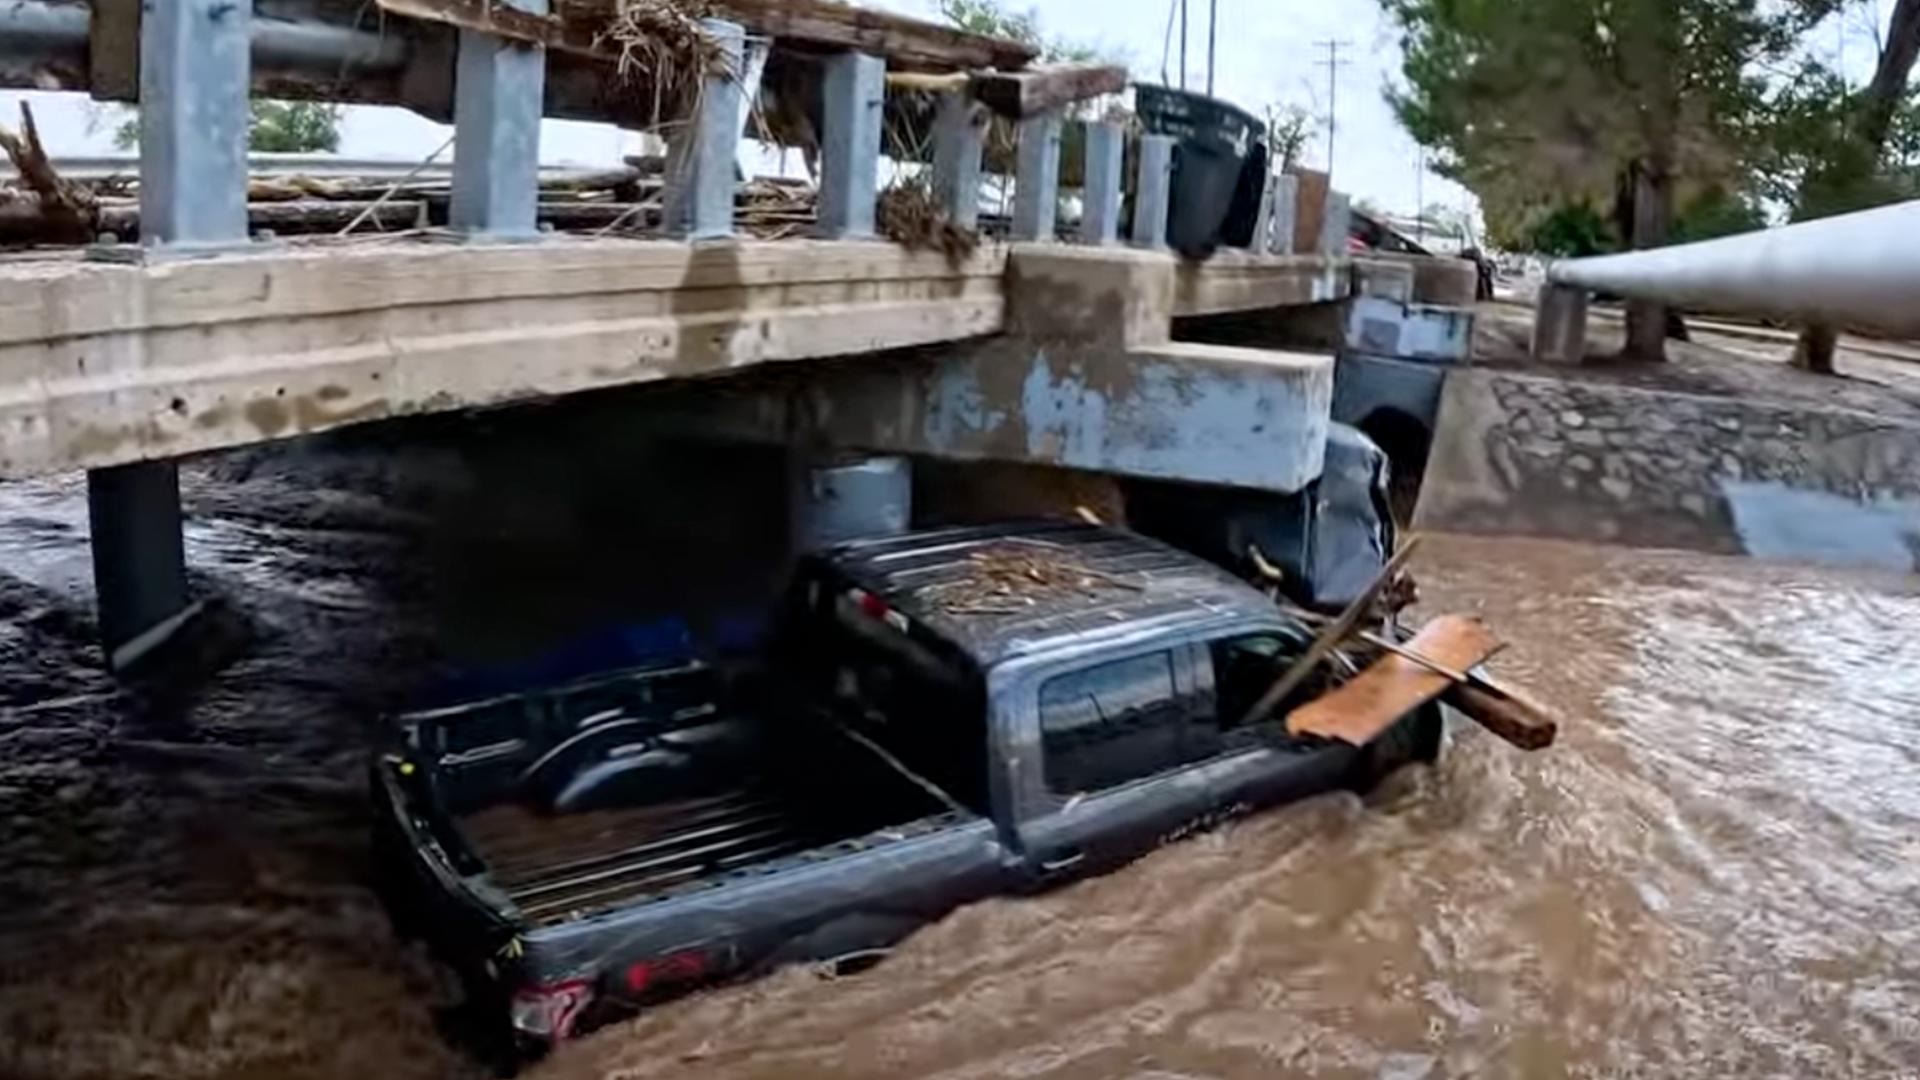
[1313,39,1352,179]
[1180,0,1189,90]
[1207,0,1219,96]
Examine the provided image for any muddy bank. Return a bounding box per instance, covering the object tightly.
[5,440,1920,1077]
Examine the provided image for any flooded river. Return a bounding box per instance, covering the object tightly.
[3,460,1920,1079]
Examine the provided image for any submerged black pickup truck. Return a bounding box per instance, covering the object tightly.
[373,523,1442,1057]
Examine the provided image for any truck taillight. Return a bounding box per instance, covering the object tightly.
[625,949,709,995]
[509,980,593,1041]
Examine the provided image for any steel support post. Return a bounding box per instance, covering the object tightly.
[450,0,547,236]
[817,51,885,240]
[90,0,254,670]
[663,19,746,240]
[1318,190,1352,256]
[1130,134,1174,250]
[88,463,193,672]
[1268,173,1298,254]
[1079,120,1124,246]
[138,0,249,247]
[1012,110,1062,242]
[932,94,986,230]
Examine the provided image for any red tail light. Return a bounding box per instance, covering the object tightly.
[625,949,709,995]
[509,980,593,1041]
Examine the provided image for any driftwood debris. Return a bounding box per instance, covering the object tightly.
[1241,536,1424,727]
[969,64,1129,119]
[376,0,1039,72]
[0,103,97,245]
[1287,615,1502,746]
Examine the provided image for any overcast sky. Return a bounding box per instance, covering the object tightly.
[2,0,1897,224]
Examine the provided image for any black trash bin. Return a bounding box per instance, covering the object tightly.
[1136,84,1264,257]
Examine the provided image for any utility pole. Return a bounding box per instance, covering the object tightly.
[1415,145,1425,243]
[1180,0,1189,90]
[1313,39,1351,179]
[1207,0,1218,96]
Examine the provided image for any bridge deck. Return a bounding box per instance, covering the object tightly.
[0,238,1350,479]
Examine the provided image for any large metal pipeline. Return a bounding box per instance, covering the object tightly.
[0,0,412,95]
[1548,199,1920,338]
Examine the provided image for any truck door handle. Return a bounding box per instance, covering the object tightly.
[1041,852,1086,873]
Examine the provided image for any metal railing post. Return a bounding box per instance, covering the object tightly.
[932,94,986,231]
[450,0,547,236]
[817,50,885,240]
[1012,110,1062,242]
[1079,120,1124,245]
[663,19,746,240]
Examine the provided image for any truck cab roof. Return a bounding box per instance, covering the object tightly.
[815,522,1281,669]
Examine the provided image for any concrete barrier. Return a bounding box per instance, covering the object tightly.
[1416,368,1920,569]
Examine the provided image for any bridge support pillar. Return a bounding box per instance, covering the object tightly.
[792,456,912,551]
[1531,283,1589,363]
[87,0,255,672]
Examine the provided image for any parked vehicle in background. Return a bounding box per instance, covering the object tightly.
[373,523,1444,1064]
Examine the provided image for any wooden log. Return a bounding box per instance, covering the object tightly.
[969,64,1130,119]
[1443,680,1559,751]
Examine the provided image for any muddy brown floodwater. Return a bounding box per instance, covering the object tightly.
[3,461,1920,1080]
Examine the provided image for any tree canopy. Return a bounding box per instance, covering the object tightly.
[1381,0,1838,248]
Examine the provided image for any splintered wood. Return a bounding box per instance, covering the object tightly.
[922,542,1141,616]
[1287,614,1502,747]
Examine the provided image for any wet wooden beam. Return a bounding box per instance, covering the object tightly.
[969,63,1128,119]
[377,0,1039,71]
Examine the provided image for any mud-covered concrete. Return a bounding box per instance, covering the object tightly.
[1418,367,1920,562]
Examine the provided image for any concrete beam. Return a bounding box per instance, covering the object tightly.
[664,244,1336,494]
[1531,283,1589,363]
[0,240,1008,479]
[1344,296,1475,365]
[1172,252,1351,318]
[817,51,885,240]
[449,0,547,236]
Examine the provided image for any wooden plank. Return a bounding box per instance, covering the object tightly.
[969,64,1129,119]
[379,0,1039,71]
[1287,615,1501,746]
[1291,168,1329,257]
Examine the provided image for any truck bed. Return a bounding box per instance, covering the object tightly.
[446,722,955,927]
[460,768,933,922]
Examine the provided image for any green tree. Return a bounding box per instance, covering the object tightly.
[1263,103,1317,172]
[1381,0,1837,360]
[937,0,1109,64]
[113,100,343,153]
